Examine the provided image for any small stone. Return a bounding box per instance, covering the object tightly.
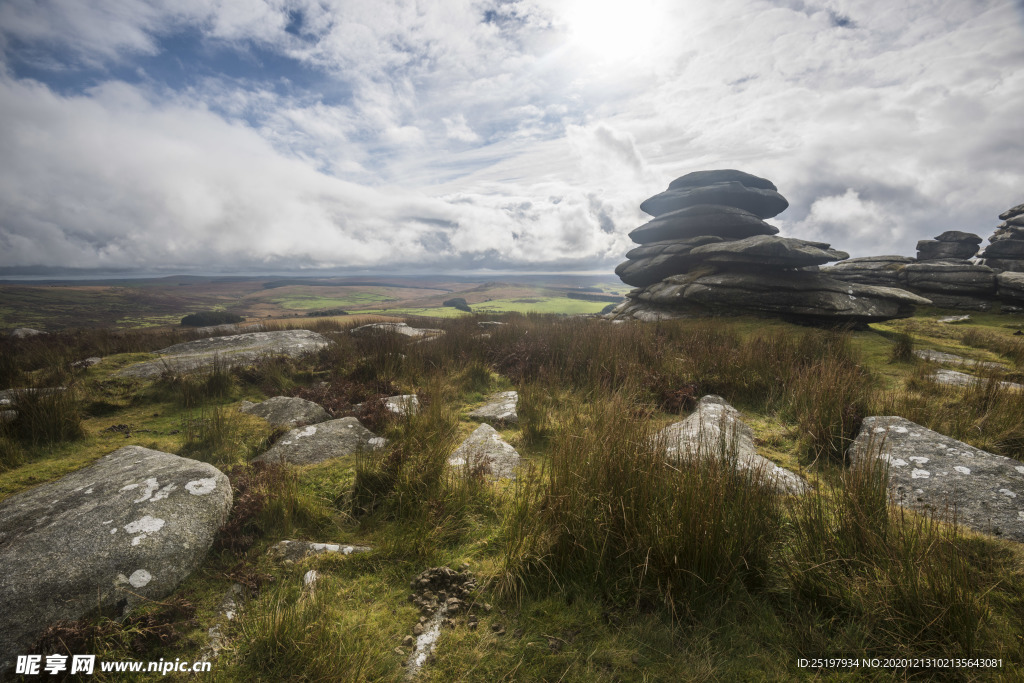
[394,647,406,656]
[491,622,505,634]
[413,623,424,636]
[402,635,414,648]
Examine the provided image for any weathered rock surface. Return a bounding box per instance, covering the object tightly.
[984,258,1024,273]
[640,182,789,219]
[823,256,914,288]
[350,322,443,339]
[0,446,232,671]
[902,261,997,296]
[611,169,925,324]
[989,226,1024,243]
[116,330,330,379]
[689,235,849,267]
[383,394,420,416]
[253,418,386,466]
[0,387,65,405]
[239,396,331,427]
[981,240,1024,258]
[930,369,1023,391]
[72,356,102,369]
[268,540,372,563]
[936,231,983,244]
[631,271,930,323]
[913,349,1007,370]
[657,395,807,494]
[448,424,520,479]
[998,203,1024,221]
[916,239,978,261]
[997,272,1024,303]
[7,328,45,338]
[467,391,518,426]
[849,417,1024,542]
[628,205,778,244]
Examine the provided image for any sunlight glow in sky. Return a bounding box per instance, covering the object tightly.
[0,0,1022,276]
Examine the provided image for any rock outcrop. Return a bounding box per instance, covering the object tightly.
[448,424,520,479]
[253,417,386,466]
[0,446,232,671]
[609,170,929,324]
[116,330,330,379]
[849,417,1024,543]
[239,396,331,427]
[900,260,998,311]
[467,391,518,426]
[657,395,807,495]
[915,231,981,261]
[350,322,443,339]
[979,203,1024,275]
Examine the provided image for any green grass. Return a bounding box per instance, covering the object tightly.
[469,297,611,315]
[3,309,1024,680]
[272,292,394,310]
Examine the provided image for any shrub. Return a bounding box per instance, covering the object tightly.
[5,387,84,447]
[889,331,915,363]
[443,297,472,312]
[180,311,244,327]
[498,393,783,613]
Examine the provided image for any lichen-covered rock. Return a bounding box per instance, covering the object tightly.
[239,396,331,427]
[116,330,330,379]
[448,424,520,479]
[849,417,1024,542]
[467,391,518,426]
[657,395,807,495]
[0,446,232,672]
[913,349,1007,370]
[253,417,386,466]
[267,540,372,563]
[383,394,420,416]
[929,368,1023,391]
[349,322,443,339]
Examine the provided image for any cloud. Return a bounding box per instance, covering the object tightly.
[0,0,1022,274]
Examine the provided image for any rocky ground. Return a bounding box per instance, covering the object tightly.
[1,310,1024,680]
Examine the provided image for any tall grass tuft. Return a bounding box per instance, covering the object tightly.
[889,331,915,363]
[498,393,783,614]
[784,448,990,656]
[179,406,271,467]
[5,387,85,447]
[782,356,871,463]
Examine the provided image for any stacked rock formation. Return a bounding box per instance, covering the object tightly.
[609,170,930,324]
[979,203,1024,273]
[826,227,1014,311]
[915,231,982,261]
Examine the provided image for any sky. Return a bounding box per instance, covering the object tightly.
[0,0,1022,277]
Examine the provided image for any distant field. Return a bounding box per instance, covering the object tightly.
[0,275,624,330]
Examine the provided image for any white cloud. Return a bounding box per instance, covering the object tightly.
[0,0,1022,272]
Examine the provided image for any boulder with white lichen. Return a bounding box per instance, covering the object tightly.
[0,446,232,672]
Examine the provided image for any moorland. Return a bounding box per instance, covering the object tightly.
[1,284,1024,681]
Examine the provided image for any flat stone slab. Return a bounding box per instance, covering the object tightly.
[914,349,1007,370]
[239,396,331,427]
[268,540,372,563]
[930,369,1023,391]
[849,417,1024,542]
[937,315,971,324]
[253,417,386,466]
[0,446,232,671]
[116,330,330,379]
[383,394,420,416]
[350,323,443,339]
[8,328,45,338]
[658,395,807,495]
[0,387,65,406]
[448,424,520,479]
[467,391,518,426]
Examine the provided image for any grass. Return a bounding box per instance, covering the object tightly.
[2,310,1024,679]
